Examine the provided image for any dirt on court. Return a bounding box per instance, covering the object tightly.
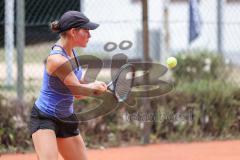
[1,140,240,160]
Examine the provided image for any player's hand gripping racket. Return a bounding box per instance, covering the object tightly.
[107,64,135,102]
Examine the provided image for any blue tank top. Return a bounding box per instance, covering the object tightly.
[35,45,82,118]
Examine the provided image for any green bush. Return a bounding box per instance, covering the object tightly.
[0,95,31,153]
[173,50,228,82]
[156,79,240,140]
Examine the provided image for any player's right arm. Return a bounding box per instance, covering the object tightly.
[46,54,106,97]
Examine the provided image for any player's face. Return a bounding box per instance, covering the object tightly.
[74,29,91,47]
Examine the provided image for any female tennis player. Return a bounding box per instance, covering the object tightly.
[29,11,106,160]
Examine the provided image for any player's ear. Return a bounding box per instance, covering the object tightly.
[68,28,75,38]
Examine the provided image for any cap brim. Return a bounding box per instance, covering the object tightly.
[82,22,99,30]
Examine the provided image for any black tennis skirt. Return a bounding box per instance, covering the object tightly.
[29,104,80,138]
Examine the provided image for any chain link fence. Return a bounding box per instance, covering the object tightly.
[0,0,239,100]
[0,0,81,99]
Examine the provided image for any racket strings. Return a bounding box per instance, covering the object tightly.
[115,68,134,101]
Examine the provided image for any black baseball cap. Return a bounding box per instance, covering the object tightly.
[58,11,99,33]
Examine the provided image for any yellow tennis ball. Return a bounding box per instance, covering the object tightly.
[167,57,177,68]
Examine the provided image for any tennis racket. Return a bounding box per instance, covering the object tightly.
[107,64,135,102]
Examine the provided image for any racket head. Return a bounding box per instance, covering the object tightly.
[107,64,135,102]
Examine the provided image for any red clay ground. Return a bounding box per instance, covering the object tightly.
[1,140,240,160]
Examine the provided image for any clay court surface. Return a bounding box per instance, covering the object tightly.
[1,140,240,160]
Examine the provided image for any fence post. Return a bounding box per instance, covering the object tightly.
[16,0,25,100]
[141,0,153,144]
[217,0,224,55]
[4,0,14,86]
[162,0,170,63]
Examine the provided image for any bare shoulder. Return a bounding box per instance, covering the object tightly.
[46,54,71,75]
